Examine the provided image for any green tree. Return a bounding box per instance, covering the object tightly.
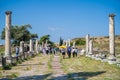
[59,37,63,46]
[75,39,85,45]
[1,24,38,45]
[39,34,54,46]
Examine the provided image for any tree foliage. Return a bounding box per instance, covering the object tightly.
[39,34,54,46]
[1,24,38,45]
[75,39,86,45]
[59,37,63,46]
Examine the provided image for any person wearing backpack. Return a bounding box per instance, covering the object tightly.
[67,46,71,58]
[72,47,75,58]
[15,46,19,57]
[75,48,78,57]
[61,48,66,59]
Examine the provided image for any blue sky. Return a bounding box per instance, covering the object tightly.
[0,0,120,43]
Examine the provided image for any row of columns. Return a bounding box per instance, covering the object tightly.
[4,11,117,64]
[65,39,76,48]
[4,11,40,64]
[85,14,116,63]
[85,34,93,55]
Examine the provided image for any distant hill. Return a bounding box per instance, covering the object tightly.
[72,35,120,45]
[71,35,120,55]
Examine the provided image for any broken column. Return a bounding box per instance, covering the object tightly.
[5,11,12,63]
[66,40,68,47]
[30,39,33,52]
[45,40,48,48]
[108,14,116,64]
[68,39,71,47]
[86,34,90,56]
[20,41,24,59]
[72,41,75,48]
[89,39,93,55]
[20,41,24,54]
[35,39,39,54]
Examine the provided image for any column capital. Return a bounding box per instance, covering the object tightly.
[109,14,116,17]
[5,11,12,15]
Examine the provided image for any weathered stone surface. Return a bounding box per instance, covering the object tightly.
[108,13,116,64]
[86,34,90,55]
[5,11,12,58]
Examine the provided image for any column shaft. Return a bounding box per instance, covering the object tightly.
[5,11,12,57]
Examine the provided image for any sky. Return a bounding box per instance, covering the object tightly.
[0,0,120,43]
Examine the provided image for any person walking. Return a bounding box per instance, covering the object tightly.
[75,48,78,57]
[15,46,19,57]
[61,48,66,59]
[67,46,71,58]
[72,47,75,58]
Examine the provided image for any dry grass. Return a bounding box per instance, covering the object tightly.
[61,55,120,80]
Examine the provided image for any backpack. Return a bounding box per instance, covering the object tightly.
[68,47,71,52]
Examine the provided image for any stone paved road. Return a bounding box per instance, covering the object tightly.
[47,55,68,80]
[0,54,68,80]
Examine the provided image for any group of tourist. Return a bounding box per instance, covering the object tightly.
[61,46,78,59]
[15,44,78,59]
[42,46,58,55]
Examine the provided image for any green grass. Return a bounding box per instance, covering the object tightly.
[6,72,19,79]
[47,54,53,69]
[61,55,120,80]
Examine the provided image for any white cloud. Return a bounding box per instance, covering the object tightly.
[48,27,64,31]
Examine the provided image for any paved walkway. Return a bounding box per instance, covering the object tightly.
[0,54,68,80]
[48,55,68,80]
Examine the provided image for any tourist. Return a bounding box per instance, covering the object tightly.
[42,47,46,55]
[72,47,75,58]
[67,46,71,58]
[53,47,57,55]
[61,48,66,59]
[75,48,78,57]
[15,46,19,57]
[46,46,49,54]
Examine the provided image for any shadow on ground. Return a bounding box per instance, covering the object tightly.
[17,63,45,66]
[0,71,106,80]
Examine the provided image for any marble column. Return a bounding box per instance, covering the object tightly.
[35,39,38,53]
[45,40,48,48]
[66,41,68,47]
[20,41,24,54]
[30,39,33,52]
[89,40,93,55]
[86,34,90,55]
[42,42,44,48]
[5,11,12,58]
[108,14,116,63]
[73,41,75,48]
[20,41,24,59]
[68,39,71,47]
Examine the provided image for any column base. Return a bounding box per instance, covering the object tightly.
[108,55,116,64]
[6,56,12,64]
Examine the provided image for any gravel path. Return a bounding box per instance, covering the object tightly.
[0,54,68,80]
[48,55,68,80]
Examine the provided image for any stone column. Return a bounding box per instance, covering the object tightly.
[45,40,48,48]
[35,39,38,54]
[108,14,116,63]
[20,41,24,59]
[42,42,44,48]
[89,39,93,55]
[30,39,33,52]
[68,39,71,47]
[73,41,75,48]
[86,34,90,55]
[5,11,12,58]
[20,41,24,54]
[66,41,68,47]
